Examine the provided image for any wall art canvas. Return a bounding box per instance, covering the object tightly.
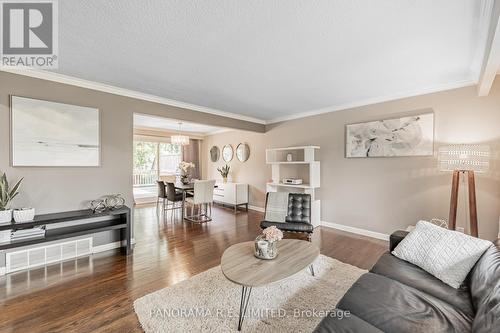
[346,112,434,158]
[11,96,100,166]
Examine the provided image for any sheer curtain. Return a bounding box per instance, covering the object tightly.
[182,139,201,179]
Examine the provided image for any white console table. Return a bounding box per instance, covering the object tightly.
[213,182,249,213]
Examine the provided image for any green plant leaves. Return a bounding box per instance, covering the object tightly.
[9,178,23,199]
[217,164,230,177]
[0,172,23,210]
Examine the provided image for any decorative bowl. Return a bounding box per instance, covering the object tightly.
[13,208,35,223]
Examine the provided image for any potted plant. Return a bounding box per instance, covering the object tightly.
[0,172,23,224]
[178,161,195,184]
[217,164,230,183]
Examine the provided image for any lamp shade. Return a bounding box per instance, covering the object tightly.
[438,144,490,173]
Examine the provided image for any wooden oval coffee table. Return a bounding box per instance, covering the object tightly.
[221,239,319,331]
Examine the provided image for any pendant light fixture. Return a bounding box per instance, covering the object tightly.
[171,122,190,146]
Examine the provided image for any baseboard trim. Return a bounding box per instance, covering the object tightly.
[92,238,136,254]
[247,205,265,213]
[134,197,156,205]
[321,221,389,241]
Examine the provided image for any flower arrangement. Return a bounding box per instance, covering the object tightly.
[178,161,195,175]
[178,161,195,184]
[262,226,283,243]
[254,226,283,259]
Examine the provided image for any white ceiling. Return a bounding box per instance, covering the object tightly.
[133,113,226,135]
[53,0,489,123]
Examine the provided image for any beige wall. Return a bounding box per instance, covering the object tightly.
[0,71,263,215]
[203,81,500,240]
[2,71,499,241]
[202,131,269,208]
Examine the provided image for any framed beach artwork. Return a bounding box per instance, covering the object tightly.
[11,96,100,166]
[346,112,434,158]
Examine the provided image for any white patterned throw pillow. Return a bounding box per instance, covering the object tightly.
[392,220,492,288]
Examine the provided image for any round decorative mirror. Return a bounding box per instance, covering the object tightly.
[222,145,233,162]
[210,146,220,162]
[236,143,250,162]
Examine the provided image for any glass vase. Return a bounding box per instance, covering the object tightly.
[254,235,278,260]
[180,174,189,184]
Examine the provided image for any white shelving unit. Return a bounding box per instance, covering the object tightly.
[265,146,321,228]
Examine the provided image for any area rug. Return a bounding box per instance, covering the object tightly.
[134,255,365,332]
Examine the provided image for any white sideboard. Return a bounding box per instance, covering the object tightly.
[213,182,249,213]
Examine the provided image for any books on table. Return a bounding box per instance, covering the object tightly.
[0,230,11,242]
[0,225,47,243]
[10,226,46,241]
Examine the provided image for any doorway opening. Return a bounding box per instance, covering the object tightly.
[132,113,226,204]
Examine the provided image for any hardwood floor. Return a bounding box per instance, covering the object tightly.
[0,205,387,333]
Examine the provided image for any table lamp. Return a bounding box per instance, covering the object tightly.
[438,145,490,237]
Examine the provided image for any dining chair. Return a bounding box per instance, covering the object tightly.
[156,181,183,218]
[165,182,184,219]
[184,180,216,223]
[156,180,168,213]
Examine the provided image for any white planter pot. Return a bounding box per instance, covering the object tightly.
[13,208,35,223]
[0,209,13,224]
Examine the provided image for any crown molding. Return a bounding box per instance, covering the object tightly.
[471,0,495,81]
[1,67,478,127]
[266,79,476,124]
[477,0,500,96]
[0,66,267,125]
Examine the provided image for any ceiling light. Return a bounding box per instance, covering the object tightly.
[171,122,190,146]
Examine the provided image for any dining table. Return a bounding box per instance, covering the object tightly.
[173,182,218,220]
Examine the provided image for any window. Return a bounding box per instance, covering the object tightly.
[133,141,158,186]
[133,141,158,173]
[133,139,181,186]
[159,143,182,175]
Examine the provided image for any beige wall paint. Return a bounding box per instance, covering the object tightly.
[0,71,263,215]
[203,81,500,240]
[202,131,268,208]
[2,71,499,240]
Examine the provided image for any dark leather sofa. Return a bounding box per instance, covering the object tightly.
[314,230,500,333]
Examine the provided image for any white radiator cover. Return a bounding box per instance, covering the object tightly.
[5,238,93,273]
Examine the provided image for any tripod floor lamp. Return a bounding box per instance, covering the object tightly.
[438,145,490,237]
